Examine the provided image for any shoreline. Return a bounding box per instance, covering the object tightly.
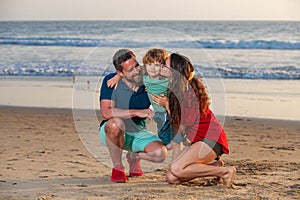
[1,105,299,123]
[1,75,300,121]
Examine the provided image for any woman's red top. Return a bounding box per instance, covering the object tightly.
[181,90,229,154]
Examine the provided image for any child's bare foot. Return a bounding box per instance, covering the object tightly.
[221,166,236,186]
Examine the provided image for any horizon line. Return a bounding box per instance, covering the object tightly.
[1,19,300,22]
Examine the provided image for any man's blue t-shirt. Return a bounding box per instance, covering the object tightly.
[100,73,116,101]
[100,73,151,133]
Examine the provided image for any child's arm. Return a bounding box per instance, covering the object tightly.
[107,73,121,89]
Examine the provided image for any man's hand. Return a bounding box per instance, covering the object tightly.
[136,108,155,120]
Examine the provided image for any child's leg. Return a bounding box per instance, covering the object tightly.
[154,112,165,131]
[157,114,172,146]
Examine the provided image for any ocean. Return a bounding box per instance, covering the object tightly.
[0,21,299,79]
[0,21,300,121]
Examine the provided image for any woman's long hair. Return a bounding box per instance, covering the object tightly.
[168,53,210,132]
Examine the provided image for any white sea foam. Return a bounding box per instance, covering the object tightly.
[0,21,299,79]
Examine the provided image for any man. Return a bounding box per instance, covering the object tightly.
[99,49,168,183]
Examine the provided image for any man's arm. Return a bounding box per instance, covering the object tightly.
[100,99,154,120]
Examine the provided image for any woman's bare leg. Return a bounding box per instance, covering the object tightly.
[208,159,224,167]
[170,141,182,161]
[166,141,236,186]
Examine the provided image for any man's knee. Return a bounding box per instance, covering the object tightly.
[148,147,168,163]
[105,118,125,138]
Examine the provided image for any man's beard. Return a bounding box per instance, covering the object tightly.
[124,74,143,86]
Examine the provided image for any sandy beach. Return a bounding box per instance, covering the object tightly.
[0,106,299,199]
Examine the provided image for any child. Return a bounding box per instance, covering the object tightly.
[107,48,187,160]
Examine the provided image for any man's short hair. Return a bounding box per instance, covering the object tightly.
[112,49,136,71]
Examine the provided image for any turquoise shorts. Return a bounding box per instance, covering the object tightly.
[99,122,162,152]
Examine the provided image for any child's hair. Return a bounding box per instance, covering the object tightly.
[142,48,169,65]
[142,48,169,79]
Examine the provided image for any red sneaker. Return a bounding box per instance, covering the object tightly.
[111,165,127,183]
[126,152,144,177]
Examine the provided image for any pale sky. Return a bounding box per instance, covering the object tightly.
[0,0,299,21]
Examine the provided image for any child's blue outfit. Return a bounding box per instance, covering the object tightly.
[143,75,186,145]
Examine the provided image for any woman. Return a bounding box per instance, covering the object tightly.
[152,53,236,186]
